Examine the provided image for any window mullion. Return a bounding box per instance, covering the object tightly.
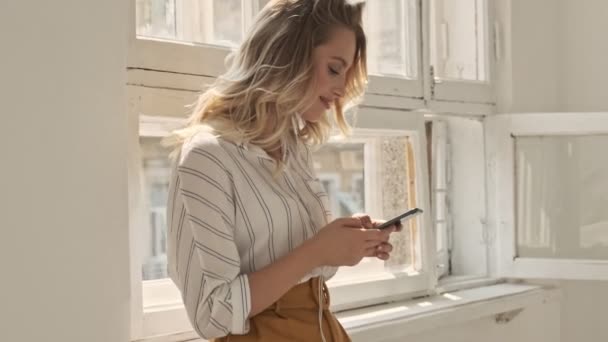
[242,0,258,38]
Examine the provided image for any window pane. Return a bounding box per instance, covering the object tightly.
[312,143,365,217]
[210,0,243,47]
[364,0,419,78]
[430,0,488,81]
[136,0,243,48]
[136,0,177,40]
[515,135,608,260]
[382,136,418,271]
[320,136,420,283]
[140,137,172,281]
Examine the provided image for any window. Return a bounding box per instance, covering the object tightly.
[364,0,419,79]
[130,0,426,100]
[487,112,608,280]
[140,137,172,281]
[427,119,450,278]
[314,143,365,218]
[426,115,488,281]
[136,0,263,48]
[363,0,424,102]
[319,127,432,311]
[515,135,608,260]
[128,115,433,338]
[127,0,495,339]
[430,0,487,82]
[428,0,495,103]
[136,0,176,41]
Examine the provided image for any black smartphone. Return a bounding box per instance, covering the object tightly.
[376,208,423,230]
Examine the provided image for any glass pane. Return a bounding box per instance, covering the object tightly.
[430,0,487,81]
[312,143,365,218]
[140,137,172,281]
[381,136,417,271]
[136,0,243,48]
[321,136,420,284]
[210,0,243,47]
[364,0,419,79]
[136,0,177,40]
[515,135,608,260]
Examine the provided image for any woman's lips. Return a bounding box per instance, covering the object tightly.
[320,97,331,109]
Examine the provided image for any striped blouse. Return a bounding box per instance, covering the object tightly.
[166,128,338,339]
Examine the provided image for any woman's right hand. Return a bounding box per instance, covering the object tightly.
[310,217,395,267]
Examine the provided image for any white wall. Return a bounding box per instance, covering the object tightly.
[499,0,608,113]
[557,0,608,111]
[0,1,130,342]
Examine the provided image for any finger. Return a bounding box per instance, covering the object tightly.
[352,214,373,229]
[379,228,396,239]
[364,247,377,257]
[376,252,390,260]
[338,217,365,228]
[360,216,373,229]
[364,245,389,257]
[371,219,383,228]
[378,231,393,243]
[364,241,381,250]
[377,242,393,254]
[363,229,394,242]
[361,229,384,242]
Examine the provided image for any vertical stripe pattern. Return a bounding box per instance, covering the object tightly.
[167,131,338,339]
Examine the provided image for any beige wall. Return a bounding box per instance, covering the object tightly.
[498,0,608,113]
[0,1,130,341]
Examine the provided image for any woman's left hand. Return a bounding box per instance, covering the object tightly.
[352,213,399,260]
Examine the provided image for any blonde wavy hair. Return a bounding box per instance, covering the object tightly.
[167,0,368,170]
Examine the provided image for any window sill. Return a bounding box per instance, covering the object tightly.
[337,282,559,341]
[133,283,559,342]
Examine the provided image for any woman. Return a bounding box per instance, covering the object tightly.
[166,1,399,341]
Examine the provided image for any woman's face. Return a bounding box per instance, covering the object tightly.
[301,26,356,123]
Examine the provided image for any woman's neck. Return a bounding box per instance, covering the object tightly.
[266,148,282,161]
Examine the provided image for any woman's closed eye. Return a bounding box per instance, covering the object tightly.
[328,66,340,76]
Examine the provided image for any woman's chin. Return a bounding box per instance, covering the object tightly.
[301,110,326,123]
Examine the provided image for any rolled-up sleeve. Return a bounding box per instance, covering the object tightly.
[175,140,251,339]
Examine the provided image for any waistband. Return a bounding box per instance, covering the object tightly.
[265,277,330,313]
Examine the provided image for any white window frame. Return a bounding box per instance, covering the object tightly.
[128,0,498,111]
[129,0,428,104]
[129,0,229,78]
[423,113,491,285]
[486,112,608,281]
[128,86,194,339]
[127,0,497,339]
[363,0,424,100]
[428,119,451,278]
[325,120,435,311]
[128,88,436,338]
[315,137,386,287]
[422,0,496,104]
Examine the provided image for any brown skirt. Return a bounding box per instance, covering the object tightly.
[212,277,351,342]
